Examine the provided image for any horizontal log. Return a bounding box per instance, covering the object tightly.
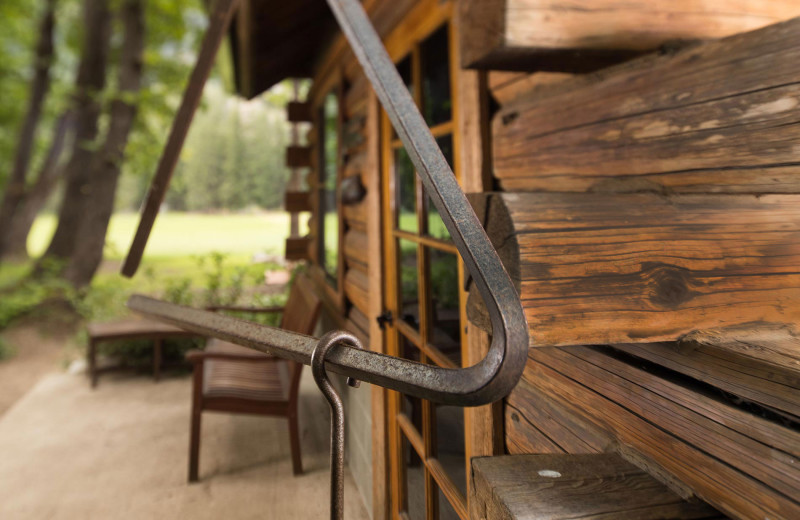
[343,229,368,269]
[459,0,800,71]
[680,325,800,378]
[347,305,370,345]
[506,381,613,455]
[493,17,800,193]
[343,200,367,230]
[284,236,311,262]
[287,101,312,123]
[284,191,311,213]
[512,348,800,519]
[344,266,369,316]
[613,342,800,420]
[471,453,722,520]
[467,192,800,347]
[489,71,573,105]
[286,145,312,169]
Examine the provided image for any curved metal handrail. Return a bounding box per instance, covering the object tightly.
[126,0,529,406]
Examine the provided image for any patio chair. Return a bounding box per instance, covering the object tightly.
[185,274,321,482]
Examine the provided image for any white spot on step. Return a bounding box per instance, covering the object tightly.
[743,97,798,119]
[538,470,561,478]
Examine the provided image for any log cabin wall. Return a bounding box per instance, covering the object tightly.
[304,1,421,516]
[460,7,800,519]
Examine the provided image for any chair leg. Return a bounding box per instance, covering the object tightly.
[288,412,303,475]
[89,339,98,388]
[188,363,203,483]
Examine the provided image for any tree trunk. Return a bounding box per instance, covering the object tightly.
[0,0,57,255]
[39,0,112,267]
[2,112,74,261]
[62,0,145,287]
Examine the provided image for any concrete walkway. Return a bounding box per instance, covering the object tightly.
[0,369,369,519]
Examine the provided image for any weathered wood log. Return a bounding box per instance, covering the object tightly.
[509,348,800,519]
[679,324,800,377]
[612,341,800,420]
[471,453,723,520]
[285,236,311,262]
[344,229,368,269]
[284,191,311,213]
[287,101,312,123]
[467,192,800,347]
[505,380,613,455]
[493,16,800,193]
[460,0,800,72]
[344,266,370,316]
[286,145,312,169]
[489,71,573,105]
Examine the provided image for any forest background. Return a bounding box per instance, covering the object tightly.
[0,0,298,347]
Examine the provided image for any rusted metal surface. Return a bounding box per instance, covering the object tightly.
[311,331,364,520]
[127,0,529,407]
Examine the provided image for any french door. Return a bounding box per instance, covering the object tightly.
[381,19,469,520]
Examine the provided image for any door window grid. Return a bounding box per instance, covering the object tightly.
[384,21,467,520]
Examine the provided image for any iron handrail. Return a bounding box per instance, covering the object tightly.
[128,0,529,406]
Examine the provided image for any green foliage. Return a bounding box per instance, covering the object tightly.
[0,338,15,362]
[0,258,76,329]
[158,83,292,212]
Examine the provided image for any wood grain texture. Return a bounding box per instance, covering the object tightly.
[467,192,800,347]
[344,266,370,317]
[493,16,800,193]
[680,324,800,377]
[509,348,800,519]
[470,453,722,520]
[613,341,800,419]
[344,229,369,270]
[460,0,800,71]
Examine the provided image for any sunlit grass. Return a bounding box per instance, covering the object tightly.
[29,212,303,259]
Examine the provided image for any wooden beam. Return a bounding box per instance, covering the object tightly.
[122,0,241,277]
[459,0,800,71]
[287,101,313,123]
[284,191,311,213]
[510,348,800,519]
[284,236,311,261]
[285,145,312,169]
[493,17,800,193]
[467,192,800,347]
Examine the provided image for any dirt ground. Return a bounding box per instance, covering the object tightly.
[0,323,77,416]
[0,357,369,519]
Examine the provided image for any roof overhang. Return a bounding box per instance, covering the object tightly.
[230,0,338,98]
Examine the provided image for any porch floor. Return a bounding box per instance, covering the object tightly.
[0,368,369,519]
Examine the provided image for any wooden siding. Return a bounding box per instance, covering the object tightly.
[492,17,800,194]
[458,0,800,71]
[481,16,800,520]
[467,192,800,347]
[506,347,800,519]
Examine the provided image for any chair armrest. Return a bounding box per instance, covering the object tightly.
[185,349,281,364]
[205,305,285,314]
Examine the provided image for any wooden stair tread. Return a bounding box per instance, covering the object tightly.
[203,340,290,402]
[471,454,725,520]
[87,318,198,340]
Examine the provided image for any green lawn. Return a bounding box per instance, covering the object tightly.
[29,212,302,260]
[0,212,309,326]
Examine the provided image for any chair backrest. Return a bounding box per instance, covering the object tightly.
[280,274,322,401]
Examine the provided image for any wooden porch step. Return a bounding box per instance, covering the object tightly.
[470,453,725,520]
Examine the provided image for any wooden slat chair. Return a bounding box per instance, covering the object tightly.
[185,275,321,482]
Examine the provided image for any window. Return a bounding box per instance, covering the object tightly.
[318,90,340,285]
[382,22,467,520]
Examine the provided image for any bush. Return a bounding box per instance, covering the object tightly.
[0,338,15,361]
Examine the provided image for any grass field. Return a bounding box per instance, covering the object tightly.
[29,212,300,261]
